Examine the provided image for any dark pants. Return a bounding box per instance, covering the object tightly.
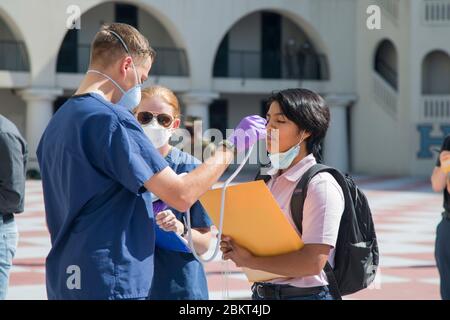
[435,217,450,300]
[251,283,333,300]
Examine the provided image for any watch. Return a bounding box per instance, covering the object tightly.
[180,223,188,238]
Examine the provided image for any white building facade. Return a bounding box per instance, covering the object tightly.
[0,0,448,176]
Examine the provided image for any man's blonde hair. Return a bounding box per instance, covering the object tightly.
[90,23,155,67]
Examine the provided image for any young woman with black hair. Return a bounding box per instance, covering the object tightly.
[220,88,345,300]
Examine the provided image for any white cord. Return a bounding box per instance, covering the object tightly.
[185,145,255,264]
[222,258,230,299]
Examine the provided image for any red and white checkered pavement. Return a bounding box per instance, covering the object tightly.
[6,175,444,300]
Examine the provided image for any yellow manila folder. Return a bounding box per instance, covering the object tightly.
[199,180,304,282]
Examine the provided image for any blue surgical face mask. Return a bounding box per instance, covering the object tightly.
[116,63,141,111]
[268,131,306,172]
[86,30,142,111]
[87,66,141,112]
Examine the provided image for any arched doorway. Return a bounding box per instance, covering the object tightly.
[56,1,189,77]
[212,10,329,80]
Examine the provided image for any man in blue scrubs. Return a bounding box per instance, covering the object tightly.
[37,23,266,300]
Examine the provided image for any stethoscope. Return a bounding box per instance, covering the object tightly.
[184,144,254,263]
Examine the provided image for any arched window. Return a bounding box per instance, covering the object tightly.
[374,39,398,90]
[0,13,30,71]
[422,50,450,95]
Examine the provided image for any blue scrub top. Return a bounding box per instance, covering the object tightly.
[149,147,212,300]
[37,93,168,300]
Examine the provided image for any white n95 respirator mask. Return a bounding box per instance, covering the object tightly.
[143,119,173,149]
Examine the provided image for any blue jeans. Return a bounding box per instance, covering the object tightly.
[252,284,334,300]
[0,217,18,300]
[435,217,450,300]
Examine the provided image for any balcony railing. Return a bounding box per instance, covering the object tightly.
[377,0,400,23]
[0,40,30,72]
[423,0,450,25]
[373,71,398,117]
[421,95,450,121]
[374,59,398,90]
[151,47,189,77]
[57,44,189,76]
[213,50,329,80]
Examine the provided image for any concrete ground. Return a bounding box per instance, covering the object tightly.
[5,171,445,300]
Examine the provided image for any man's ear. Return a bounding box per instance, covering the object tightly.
[119,56,133,79]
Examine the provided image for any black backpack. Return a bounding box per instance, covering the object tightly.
[255,164,379,300]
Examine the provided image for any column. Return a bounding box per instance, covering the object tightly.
[18,88,63,171]
[181,91,219,131]
[323,93,357,173]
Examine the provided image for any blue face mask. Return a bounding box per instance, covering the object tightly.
[118,76,141,111]
[87,68,141,112]
[86,30,142,111]
[269,143,300,170]
[268,131,306,172]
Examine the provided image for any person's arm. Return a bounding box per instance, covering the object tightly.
[431,167,448,192]
[431,150,450,192]
[185,228,212,255]
[145,146,234,212]
[146,115,266,212]
[221,238,331,278]
[252,244,331,277]
[0,132,26,213]
[156,210,212,255]
[447,178,450,194]
[91,114,263,213]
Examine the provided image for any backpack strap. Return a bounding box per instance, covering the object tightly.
[290,164,345,300]
[254,166,272,183]
[290,164,353,234]
[290,164,331,234]
[324,262,342,300]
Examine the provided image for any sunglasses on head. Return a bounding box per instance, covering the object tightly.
[136,111,174,128]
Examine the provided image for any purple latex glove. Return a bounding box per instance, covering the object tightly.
[153,200,168,214]
[228,115,267,153]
